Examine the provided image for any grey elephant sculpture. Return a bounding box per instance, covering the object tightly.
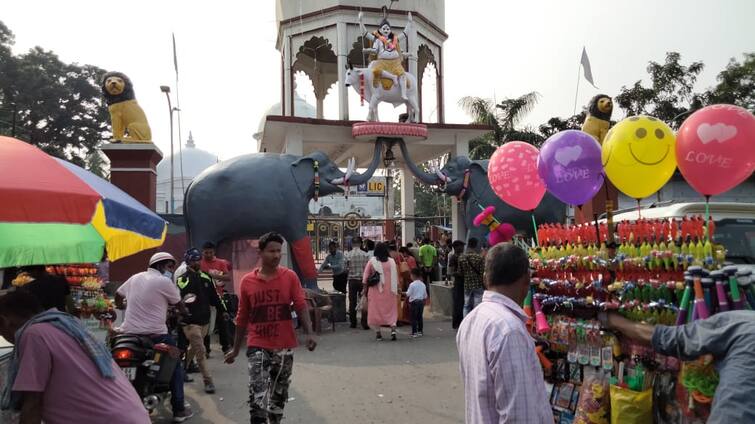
[184,140,384,288]
[398,140,565,244]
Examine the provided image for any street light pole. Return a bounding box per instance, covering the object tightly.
[160,86,175,214]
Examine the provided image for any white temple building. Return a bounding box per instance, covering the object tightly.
[156,132,218,214]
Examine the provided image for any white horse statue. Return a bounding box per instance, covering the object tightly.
[343,11,420,123]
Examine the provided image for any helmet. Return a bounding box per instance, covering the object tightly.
[149,252,176,267]
[184,248,202,263]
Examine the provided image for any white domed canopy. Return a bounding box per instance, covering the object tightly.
[157,132,218,183]
[254,93,317,141]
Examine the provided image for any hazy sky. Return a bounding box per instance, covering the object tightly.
[3,0,754,161]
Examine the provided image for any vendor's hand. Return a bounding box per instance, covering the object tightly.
[306,336,317,352]
[224,348,240,364]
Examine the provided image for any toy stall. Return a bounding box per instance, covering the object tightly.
[477,103,754,424]
[525,216,754,423]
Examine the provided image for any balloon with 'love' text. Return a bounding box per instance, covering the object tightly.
[537,130,604,206]
[488,141,545,211]
[676,104,755,197]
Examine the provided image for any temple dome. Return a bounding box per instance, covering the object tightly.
[253,93,317,141]
[156,132,218,214]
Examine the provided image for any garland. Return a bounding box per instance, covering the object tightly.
[374,33,397,51]
[456,169,471,201]
[313,160,320,201]
[359,73,365,106]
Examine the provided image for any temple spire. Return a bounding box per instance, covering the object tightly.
[186,131,195,148]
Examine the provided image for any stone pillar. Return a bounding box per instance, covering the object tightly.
[284,129,304,156]
[283,35,293,116]
[100,143,163,284]
[451,139,469,242]
[400,165,415,245]
[336,22,350,121]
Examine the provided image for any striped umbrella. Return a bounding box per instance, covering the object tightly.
[0,136,166,267]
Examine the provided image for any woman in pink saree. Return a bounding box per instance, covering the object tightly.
[362,242,399,341]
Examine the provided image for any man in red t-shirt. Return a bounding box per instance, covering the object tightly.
[225,232,316,424]
[201,242,233,354]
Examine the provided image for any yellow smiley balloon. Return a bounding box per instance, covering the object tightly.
[602,115,677,199]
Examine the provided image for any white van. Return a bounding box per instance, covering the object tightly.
[604,202,755,267]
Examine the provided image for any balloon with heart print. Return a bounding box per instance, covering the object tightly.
[676,104,755,196]
[537,130,604,206]
[488,141,545,211]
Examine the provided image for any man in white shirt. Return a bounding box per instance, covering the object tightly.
[115,252,193,422]
[456,243,553,424]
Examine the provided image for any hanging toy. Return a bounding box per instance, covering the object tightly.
[313,160,320,201]
[473,205,516,246]
[533,295,550,334]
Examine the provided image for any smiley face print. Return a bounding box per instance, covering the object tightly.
[601,115,677,199]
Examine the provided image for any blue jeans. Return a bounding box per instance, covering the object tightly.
[463,288,484,317]
[150,334,185,413]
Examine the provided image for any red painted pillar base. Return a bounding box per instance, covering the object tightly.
[100,143,163,283]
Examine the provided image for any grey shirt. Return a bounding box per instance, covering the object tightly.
[652,310,755,424]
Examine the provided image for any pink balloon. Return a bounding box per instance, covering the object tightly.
[676,104,755,196]
[488,141,546,211]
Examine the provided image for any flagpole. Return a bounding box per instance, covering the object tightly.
[172,33,186,205]
[572,60,581,115]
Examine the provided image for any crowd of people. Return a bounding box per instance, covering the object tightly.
[3,233,754,424]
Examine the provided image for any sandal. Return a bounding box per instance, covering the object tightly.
[390,330,397,341]
[376,332,383,341]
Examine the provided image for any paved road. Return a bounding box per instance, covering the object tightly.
[154,316,465,423]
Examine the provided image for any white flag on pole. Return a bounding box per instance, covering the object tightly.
[580,47,597,88]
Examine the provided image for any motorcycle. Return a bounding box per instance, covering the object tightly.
[110,294,195,413]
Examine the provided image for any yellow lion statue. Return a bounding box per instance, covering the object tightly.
[101,71,152,143]
[581,94,613,144]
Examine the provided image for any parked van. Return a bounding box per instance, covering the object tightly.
[605,202,755,267]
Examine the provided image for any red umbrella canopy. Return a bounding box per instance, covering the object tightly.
[0,136,101,224]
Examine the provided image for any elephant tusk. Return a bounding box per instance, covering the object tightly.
[344,158,355,182]
[331,177,345,185]
[436,169,452,183]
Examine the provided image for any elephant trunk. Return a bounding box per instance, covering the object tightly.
[397,139,443,186]
[331,139,383,186]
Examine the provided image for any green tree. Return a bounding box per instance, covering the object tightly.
[458,92,543,159]
[615,52,705,129]
[0,20,110,176]
[705,53,754,111]
[537,112,585,138]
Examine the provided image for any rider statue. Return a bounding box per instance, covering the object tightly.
[358,11,414,100]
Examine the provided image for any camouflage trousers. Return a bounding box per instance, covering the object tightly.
[247,347,294,424]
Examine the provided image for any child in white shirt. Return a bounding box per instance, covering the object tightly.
[406,268,428,337]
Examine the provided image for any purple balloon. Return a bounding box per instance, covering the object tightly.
[537,130,604,206]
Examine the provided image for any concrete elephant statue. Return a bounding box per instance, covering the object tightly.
[398,140,565,245]
[184,140,384,288]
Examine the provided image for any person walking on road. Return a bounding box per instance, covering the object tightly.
[176,248,224,394]
[225,232,317,424]
[200,241,233,355]
[418,238,437,287]
[362,242,399,341]
[319,241,348,293]
[447,240,465,329]
[457,243,553,424]
[345,236,370,329]
[0,290,151,424]
[406,268,428,338]
[458,237,485,317]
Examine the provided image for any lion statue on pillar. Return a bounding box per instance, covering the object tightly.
[101,71,152,143]
[581,94,613,144]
